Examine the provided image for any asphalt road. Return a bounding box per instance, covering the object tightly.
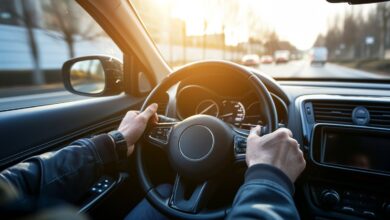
[258,60,386,79]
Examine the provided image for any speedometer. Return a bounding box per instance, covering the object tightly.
[220,101,246,126]
[195,99,220,117]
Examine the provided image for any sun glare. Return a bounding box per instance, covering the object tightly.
[167,0,375,50]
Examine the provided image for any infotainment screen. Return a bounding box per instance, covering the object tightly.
[323,132,390,173]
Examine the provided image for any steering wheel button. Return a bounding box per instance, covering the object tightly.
[341,206,355,213]
[235,146,246,154]
[362,211,376,218]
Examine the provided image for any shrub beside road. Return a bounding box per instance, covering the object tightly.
[334,59,390,76]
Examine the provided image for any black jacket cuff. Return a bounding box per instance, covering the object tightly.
[90,134,118,165]
[245,164,294,195]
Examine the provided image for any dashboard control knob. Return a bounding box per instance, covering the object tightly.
[320,189,340,208]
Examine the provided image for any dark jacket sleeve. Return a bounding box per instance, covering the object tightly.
[227,164,300,220]
[0,134,118,203]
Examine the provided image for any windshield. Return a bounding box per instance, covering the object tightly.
[131,0,390,80]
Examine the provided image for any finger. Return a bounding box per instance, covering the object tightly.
[152,113,159,124]
[288,137,299,147]
[249,125,261,137]
[277,128,293,138]
[138,103,158,120]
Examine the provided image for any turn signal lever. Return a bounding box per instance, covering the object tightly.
[157,115,179,123]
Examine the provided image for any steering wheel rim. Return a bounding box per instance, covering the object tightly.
[136,60,278,219]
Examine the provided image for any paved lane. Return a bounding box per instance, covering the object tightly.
[258,60,386,79]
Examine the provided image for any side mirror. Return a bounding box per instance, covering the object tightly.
[62,55,123,96]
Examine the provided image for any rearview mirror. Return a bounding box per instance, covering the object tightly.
[62,55,123,96]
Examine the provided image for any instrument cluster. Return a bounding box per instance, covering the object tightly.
[176,85,269,129]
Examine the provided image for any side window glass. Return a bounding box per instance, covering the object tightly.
[0,0,122,111]
[137,71,152,93]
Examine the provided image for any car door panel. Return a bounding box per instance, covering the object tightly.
[0,94,143,169]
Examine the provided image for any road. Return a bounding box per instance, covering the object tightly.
[257,60,386,79]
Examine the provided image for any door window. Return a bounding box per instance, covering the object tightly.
[0,0,122,111]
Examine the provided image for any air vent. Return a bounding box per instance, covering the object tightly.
[365,103,390,128]
[312,101,353,124]
[311,100,390,128]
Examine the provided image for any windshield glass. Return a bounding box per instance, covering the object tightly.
[131,0,390,80]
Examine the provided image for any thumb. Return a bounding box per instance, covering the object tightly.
[138,103,158,120]
[249,125,261,137]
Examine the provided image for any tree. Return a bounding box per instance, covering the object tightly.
[264,31,280,55]
[363,9,381,58]
[43,0,105,59]
[342,11,359,50]
[314,34,326,47]
[377,2,390,59]
[317,4,390,60]
[19,0,45,85]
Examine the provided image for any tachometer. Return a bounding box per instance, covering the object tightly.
[195,99,220,117]
[245,101,263,125]
[220,101,246,126]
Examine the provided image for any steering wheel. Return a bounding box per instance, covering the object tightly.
[136,61,278,219]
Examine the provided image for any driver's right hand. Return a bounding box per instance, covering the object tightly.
[118,103,158,157]
[246,126,306,182]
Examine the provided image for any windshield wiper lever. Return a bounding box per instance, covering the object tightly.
[158,115,179,123]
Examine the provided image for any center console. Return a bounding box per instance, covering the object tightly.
[297,95,390,219]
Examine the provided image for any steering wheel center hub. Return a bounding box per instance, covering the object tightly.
[179,125,215,161]
[168,115,234,180]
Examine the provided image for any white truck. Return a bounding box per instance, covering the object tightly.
[310,47,328,66]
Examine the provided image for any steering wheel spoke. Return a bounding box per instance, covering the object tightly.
[169,174,217,214]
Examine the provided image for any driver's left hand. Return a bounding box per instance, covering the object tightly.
[118,103,158,156]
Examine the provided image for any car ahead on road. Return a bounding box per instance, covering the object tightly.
[274,50,290,64]
[260,55,274,64]
[241,54,260,67]
[310,47,328,66]
[1,0,390,220]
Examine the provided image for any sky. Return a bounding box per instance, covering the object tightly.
[169,0,375,50]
